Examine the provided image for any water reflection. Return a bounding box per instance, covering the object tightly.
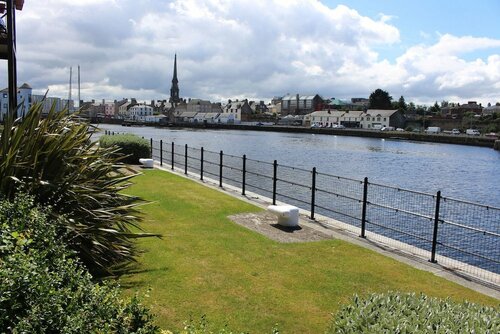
[97,124,500,207]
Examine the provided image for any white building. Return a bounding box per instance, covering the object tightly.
[306,109,403,129]
[193,112,221,124]
[360,110,398,129]
[306,110,346,127]
[143,115,167,123]
[31,95,73,115]
[0,83,32,121]
[128,104,153,121]
[217,113,238,124]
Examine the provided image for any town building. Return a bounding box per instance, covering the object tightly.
[483,103,500,116]
[222,99,252,122]
[441,101,483,118]
[0,82,31,120]
[306,109,405,129]
[31,95,73,115]
[1,83,74,121]
[186,98,213,113]
[306,110,346,127]
[128,104,153,121]
[360,109,405,129]
[281,94,325,116]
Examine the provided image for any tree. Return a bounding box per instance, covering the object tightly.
[428,101,441,114]
[408,102,416,113]
[369,89,393,109]
[398,96,407,113]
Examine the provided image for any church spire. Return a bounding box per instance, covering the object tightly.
[169,54,180,107]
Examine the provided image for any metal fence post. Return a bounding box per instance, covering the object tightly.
[242,154,246,195]
[272,160,277,205]
[150,138,153,157]
[310,167,316,220]
[219,150,223,187]
[160,140,163,166]
[171,142,174,170]
[200,147,204,180]
[430,190,441,263]
[360,177,368,238]
[184,144,188,175]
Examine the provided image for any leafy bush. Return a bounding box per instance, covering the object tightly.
[100,133,151,164]
[328,292,499,333]
[0,195,159,333]
[0,103,158,276]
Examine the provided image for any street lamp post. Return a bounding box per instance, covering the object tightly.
[0,0,24,118]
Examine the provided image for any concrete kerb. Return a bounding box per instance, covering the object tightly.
[150,161,500,300]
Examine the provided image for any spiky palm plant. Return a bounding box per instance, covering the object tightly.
[0,102,158,276]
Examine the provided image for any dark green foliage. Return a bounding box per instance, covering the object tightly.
[0,103,158,276]
[398,96,407,113]
[0,195,159,333]
[100,133,151,164]
[328,292,499,333]
[369,88,393,110]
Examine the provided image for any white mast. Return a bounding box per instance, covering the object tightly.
[78,65,81,109]
[68,66,72,110]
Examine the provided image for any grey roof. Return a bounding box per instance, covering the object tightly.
[365,109,398,117]
[177,111,198,118]
[309,110,345,117]
[19,83,32,89]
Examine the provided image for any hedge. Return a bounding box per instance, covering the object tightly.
[100,133,151,164]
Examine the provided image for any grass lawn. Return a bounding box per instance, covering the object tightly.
[121,170,497,333]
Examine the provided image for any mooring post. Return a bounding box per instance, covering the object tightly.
[430,191,441,263]
[150,138,153,157]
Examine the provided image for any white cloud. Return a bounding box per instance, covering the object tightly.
[4,0,499,106]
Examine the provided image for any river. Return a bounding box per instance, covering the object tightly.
[96,124,500,208]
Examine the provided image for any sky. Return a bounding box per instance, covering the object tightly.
[4,0,500,105]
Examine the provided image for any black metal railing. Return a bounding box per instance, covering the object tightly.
[104,131,500,287]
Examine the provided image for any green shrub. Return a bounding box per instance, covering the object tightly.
[328,292,499,333]
[0,103,158,276]
[0,195,159,333]
[100,133,151,164]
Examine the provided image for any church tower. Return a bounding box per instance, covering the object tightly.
[169,54,181,107]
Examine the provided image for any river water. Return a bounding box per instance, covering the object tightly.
[97,124,500,208]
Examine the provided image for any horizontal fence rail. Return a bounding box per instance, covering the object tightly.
[105,132,500,287]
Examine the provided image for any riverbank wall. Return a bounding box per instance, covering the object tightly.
[102,120,497,148]
[163,123,497,148]
[495,140,500,150]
